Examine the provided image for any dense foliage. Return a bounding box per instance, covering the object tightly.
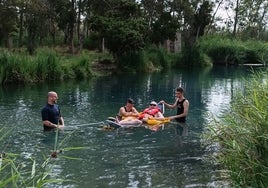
[3,0,267,55]
[199,35,268,65]
[1,0,268,67]
[204,70,268,187]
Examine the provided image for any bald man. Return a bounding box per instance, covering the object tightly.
[41,91,64,131]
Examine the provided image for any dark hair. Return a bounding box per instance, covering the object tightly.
[176,87,184,93]
[127,98,134,104]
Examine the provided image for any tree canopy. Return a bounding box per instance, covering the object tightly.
[0,0,268,56]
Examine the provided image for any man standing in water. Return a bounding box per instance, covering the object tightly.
[159,87,189,122]
[41,91,64,131]
[160,87,189,144]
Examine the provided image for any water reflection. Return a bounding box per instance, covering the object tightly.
[0,66,262,187]
[171,122,189,148]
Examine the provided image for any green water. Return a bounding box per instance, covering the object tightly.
[0,66,263,187]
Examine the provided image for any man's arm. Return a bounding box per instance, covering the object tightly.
[168,100,189,120]
[59,117,64,126]
[159,98,178,109]
[43,120,58,128]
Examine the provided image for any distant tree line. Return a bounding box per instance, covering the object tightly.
[0,0,267,58]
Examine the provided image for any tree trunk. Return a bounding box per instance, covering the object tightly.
[5,35,13,50]
[19,10,23,47]
[77,0,81,42]
[101,38,105,52]
[69,0,75,54]
[233,0,240,37]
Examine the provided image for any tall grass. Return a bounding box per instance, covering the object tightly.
[35,49,62,81]
[0,127,61,187]
[203,69,268,187]
[0,49,63,84]
[70,56,93,79]
[0,48,115,84]
[144,45,172,69]
[174,46,213,67]
[0,127,88,187]
[115,45,178,73]
[116,51,147,73]
[199,35,268,65]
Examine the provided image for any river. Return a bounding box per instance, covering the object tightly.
[0,66,264,187]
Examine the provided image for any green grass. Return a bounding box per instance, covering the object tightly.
[0,127,88,187]
[0,48,113,84]
[203,69,268,187]
[199,35,268,65]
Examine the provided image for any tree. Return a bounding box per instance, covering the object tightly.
[175,0,213,48]
[150,12,179,44]
[0,0,18,50]
[90,0,146,59]
[139,0,180,45]
[52,0,77,53]
[24,0,51,54]
[217,0,268,39]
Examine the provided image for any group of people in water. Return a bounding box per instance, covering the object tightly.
[116,87,189,126]
[116,99,164,125]
[41,87,189,130]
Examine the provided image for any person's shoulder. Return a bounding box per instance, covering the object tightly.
[41,103,48,109]
[184,99,189,105]
[41,104,49,113]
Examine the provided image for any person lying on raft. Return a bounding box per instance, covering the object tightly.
[139,101,165,122]
[116,98,142,125]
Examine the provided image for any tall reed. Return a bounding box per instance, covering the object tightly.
[0,127,87,187]
[203,70,268,187]
[199,35,268,65]
[0,50,63,84]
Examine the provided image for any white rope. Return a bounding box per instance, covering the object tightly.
[71,121,104,127]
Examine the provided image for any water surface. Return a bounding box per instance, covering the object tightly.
[0,66,261,187]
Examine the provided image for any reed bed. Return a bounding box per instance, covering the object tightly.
[0,127,88,187]
[0,49,63,84]
[203,70,268,187]
[199,35,268,65]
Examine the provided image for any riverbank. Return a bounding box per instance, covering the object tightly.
[0,46,178,84]
[203,69,268,187]
[1,36,268,85]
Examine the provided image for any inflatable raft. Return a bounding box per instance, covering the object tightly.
[104,103,170,129]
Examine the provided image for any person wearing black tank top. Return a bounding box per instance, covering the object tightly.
[159,87,189,122]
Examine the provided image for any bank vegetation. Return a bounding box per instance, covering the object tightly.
[203,70,268,187]
[1,0,268,84]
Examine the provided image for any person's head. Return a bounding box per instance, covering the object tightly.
[175,87,184,98]
[126,98,134,106]
[47,91,58,104]
[149,101,157,108]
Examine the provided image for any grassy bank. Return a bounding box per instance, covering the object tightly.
[1,37,268,84]
[0,48,113,84]
[199,35,268,66]
[203,69,268,187]
[0,46,178,84]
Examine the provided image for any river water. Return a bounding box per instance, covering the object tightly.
[0,66,263,187]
